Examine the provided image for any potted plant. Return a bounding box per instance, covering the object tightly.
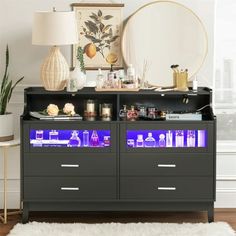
[0,46,24,141]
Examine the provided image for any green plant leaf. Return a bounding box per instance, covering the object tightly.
[103,25,112,32]
[99,23,104,32]
[89,14,99,22]
[98,10,102,17]
[109,35,119,43]
[103,15,113,20]
[101,33,111,39]
[85,21,98,34]
[8,76,24,103]
[0,80,12,114]
[1,46,9,93]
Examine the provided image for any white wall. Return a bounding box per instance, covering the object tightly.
[0,0,224,209]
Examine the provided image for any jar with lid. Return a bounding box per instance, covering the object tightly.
[101,103,112,121]
[84,99,97,118]
[127,106,138,121]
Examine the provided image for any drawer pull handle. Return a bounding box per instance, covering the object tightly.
[60,187,79,191]
[157,164,176,168]
[61,164,79,168]
[158,187,176,191]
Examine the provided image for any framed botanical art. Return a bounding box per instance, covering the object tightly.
[71,3,124,70]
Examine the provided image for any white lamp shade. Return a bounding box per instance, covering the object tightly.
[32,11,78,45]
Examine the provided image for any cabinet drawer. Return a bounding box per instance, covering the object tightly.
[24,153,116,176]
[120,153,213,176]
[24,177,116,200]
[120,177,213,200]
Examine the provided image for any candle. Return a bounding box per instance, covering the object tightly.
[102,107,111,117]
[87,103,95,113]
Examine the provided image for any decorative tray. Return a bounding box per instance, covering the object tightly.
[29,111,83,120]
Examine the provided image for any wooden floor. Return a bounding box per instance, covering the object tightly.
[0,209,235,236]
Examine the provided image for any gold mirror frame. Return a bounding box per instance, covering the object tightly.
[121,0,208,87]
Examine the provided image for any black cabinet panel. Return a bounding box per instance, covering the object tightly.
[120,177,213,200]
[24,153,116,177]
[120,153,213,176]
[24,177,116,200]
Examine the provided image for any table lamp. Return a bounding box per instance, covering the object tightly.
[32,9,78,91]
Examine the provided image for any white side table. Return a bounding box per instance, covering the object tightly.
[0,138,20,224]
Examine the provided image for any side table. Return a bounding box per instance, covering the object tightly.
[0,138,20,224]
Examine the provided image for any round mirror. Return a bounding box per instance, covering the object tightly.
[122,1,208,87]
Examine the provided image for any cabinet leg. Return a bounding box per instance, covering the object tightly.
[208,207,214,223]
[22,203,29,224]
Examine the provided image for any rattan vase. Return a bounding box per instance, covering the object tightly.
[41,46,69,91]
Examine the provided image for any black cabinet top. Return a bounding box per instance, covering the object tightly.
[24,87,212,96]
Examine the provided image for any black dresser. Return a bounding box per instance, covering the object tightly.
[21,87,216,223]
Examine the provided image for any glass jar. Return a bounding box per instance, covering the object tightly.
[127,106,138,121]
[119,105,128,120]
[147,107,157,119]
[84,99,97,118]
[101,103,112,119]
[66,76,78,92]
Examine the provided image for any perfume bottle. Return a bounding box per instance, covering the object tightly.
[127,106,138,121]
[96,68,105,89]
[83,130,89,147]
[159,134,166,147]
[67,130,81,147]
[144,132,156,147]
[103,136,110,147]
[136,134,144,147]
[35,130,43,141]
[166,130,173,147]
[187,130,196,147]
[49,130,59,142]
[198,130,206,147]
[90,130,100,147]
[175,130,184,147]
[119,105,128,120]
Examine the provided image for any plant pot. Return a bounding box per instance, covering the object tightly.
[0,112,14,141]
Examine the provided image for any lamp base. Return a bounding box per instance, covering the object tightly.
[40,46,69,91]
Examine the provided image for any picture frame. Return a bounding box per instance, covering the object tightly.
[71,3,124,70]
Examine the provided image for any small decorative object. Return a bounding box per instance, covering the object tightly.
[83,130,89,147]
[138,106,147,118]
[147,107,157,119]
[192,75,198,92]
[127,106,138,121]
[90,130,100,147]
[119,105,128,120]
[103,136,110,147]
[136,134,144,147]
[46,104,59,116]
[96,68,105,89]
[159,134,166,147]
[32,9,78,91]
[67,130,81,147]
[175,130,184,147]
[166,130,173,147]
[63,103,75,116]
[66,76,78,92]
[84,99,97,118]
[171,65,189,91]
[140,60,149,89]
[0,46,24,141]
[144,133,156,147]
[71,3,124,69]
[101,103,112,120]
[49,130,59,142]
[187,130,196,147]
[127,139,135,147]
[123,64,136,89]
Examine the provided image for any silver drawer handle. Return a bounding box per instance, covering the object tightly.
[61,164,79,168]
[157,164,176,168]
[60,187,79,191]
[158,187,176,191]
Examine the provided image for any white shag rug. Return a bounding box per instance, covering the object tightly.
[7,222,235,236]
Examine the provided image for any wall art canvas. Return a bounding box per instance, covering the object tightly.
[72,3,124,69]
